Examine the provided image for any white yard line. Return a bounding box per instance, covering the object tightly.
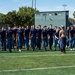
[1,54,75,58]
[0,66,75,72]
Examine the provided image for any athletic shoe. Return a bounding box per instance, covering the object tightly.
[19,49,21,52]
[70,49,73,51]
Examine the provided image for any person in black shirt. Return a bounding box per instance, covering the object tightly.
[66,27,70,48]
[54,28,59,51]
[36,25,42,50]
[41,26,48,50]
[47,24,54,50]
[24,26,30,50]
[6,26,13,52]
[30,25,36,51]
[69,26,74,50]
[13,26,18,49]
[21,26,25,48]
[0,27,6,51]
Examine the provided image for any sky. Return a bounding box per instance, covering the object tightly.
[0,0,75,18]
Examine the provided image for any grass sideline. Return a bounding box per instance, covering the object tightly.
[0,49,75,75]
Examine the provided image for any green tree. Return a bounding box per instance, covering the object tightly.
[17,6,37,26]
[0,13,6,24]
[5,10,17,26]
[73,11,75,18]
[68,18,75,24]
[0,6,38,27]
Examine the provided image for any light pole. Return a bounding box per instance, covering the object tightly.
[35,0,36,11]
[32,0,33,8]
[63,4,67,11]
[32,0,36,10]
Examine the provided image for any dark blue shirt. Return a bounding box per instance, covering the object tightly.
[66,30,70,38]
[36,29,42,37]
[24,29,30,37]
[17,30,23,37]
[0,30,2,34]
[69,30,74,38]
[53,30,56,34]
[30,28,36,37]
[47,28,54,37]
[54,31,59,38]
[13,29,17,38]
[6,30,13,38]
[0,30,6,38]
[42,30,47,37]
[21,29,24,37]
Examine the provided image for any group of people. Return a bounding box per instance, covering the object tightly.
[0,24,75,53]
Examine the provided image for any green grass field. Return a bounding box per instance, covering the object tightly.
[0,49,75,75]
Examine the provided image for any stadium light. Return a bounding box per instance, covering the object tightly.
[63,4,67,11]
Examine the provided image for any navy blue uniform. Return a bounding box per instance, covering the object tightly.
[12,29,17,48]
[21,29,24,47]
[61,37,66,53]
[30,28,36,51]
[13,29,17,41]
[69,30,74,49]
[47,28,54,50]
[36,29,42,50]
[0,30,6,51]
[6,30,13,52]
[24,28,30,50]
[42,30,48,50]
[66,30,70,47]
[17,30,23,49]
[54,31,60,50]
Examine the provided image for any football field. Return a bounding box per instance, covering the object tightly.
[0,49,75,75]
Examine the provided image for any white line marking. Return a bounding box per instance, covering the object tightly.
[0,66,75,72]
[1,54,75,58]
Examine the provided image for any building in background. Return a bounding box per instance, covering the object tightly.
[35,11,69,28]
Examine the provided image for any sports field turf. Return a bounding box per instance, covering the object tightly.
[0,49,75,75]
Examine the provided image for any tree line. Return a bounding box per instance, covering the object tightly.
[0,7,37,27]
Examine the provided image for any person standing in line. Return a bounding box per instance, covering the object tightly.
[59,27,66,53]
[24,25,30,50]
[16,26,23,52]
[6,26,13,52]
[30,25,36,51]
[69,26,74,50]
[12,26,18,49]
[41,26,48,51]
[47,24,54,50]
[66,27,70,48]
[73,27,75,50]
[0,27,6,51]
[36,25,42,50]
[21,26,25,48]
[54,28,60,51]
